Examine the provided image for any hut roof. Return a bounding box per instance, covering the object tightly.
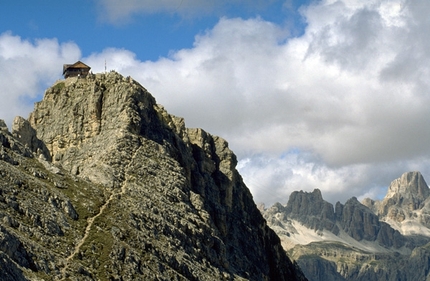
[63,61,91,75]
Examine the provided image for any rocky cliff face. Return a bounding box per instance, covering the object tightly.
[336,197,405,248]
[376,171,430,233]
[261,171,430,281]
[0,72,307,281]
[284,189,338,233]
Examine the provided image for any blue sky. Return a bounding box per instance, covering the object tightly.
[2,0,309,60]
[2,0,430,206]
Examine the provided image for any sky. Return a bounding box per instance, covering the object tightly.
[1,0,430,206]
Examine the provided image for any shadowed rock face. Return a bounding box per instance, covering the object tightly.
[335,197,404,248]
[284,189,338,233]
[0,72,307,281]
[336,197,380,241]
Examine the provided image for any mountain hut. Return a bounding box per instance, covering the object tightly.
[63,61,91,78]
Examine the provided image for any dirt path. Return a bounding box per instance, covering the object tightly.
[59,148,139,280]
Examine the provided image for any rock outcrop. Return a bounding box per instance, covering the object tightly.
[285,189,338,233]
[377,171,430,230]
[0,72,307,280]
[336,197,404,248]
[384,171,430,211]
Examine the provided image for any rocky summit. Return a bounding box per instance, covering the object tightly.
[261,171,430,281]
[0,72,307,281]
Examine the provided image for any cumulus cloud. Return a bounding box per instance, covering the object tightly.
[0,32,81,127]
[3,0,430,206]
[238,153,430,205]
[85,0,430,205]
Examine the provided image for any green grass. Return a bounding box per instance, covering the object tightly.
[79,214,115,279]
[53,82,65,91]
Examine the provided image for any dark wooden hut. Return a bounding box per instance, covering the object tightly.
[63,61,91,78]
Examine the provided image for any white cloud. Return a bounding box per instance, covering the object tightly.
[84,0,430,205]
[0,32,81,127]
[237,152,430,205]
[3,0,430,206]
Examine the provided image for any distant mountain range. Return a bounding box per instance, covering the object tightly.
[260,171,430,281]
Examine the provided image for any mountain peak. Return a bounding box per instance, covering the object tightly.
[386,171,429,202]
[373,171,430,237]
[0,72,308,280]
[286,189,328,216]
[20,72,169,187]
[284,189,336,232]
[381,171,430,213]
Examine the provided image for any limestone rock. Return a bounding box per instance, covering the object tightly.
[378,171,430,224]
[287,241,430,281]
[0,72,307,281]
[262,172,430,281]
[285,189,337,232]
[336,197,379,241]
[0,119,8,132]
[295,255,346,281]
[12,116,49,160]
[361,197,379,214]
[0,125,32,161]
[336,197,404,248]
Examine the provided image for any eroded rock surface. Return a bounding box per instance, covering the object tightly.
[261,172,430,281]
[0,72,307,281]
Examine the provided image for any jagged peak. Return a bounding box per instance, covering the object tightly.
[287,189,323,213]
[286,189,329,209]
[375,171,430,224]
[310,188,323,198]
[264,202,287,215]
[289,188,323,201]
[344,196,360,205]
[386,171,429,200]
[284,189,336,232]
